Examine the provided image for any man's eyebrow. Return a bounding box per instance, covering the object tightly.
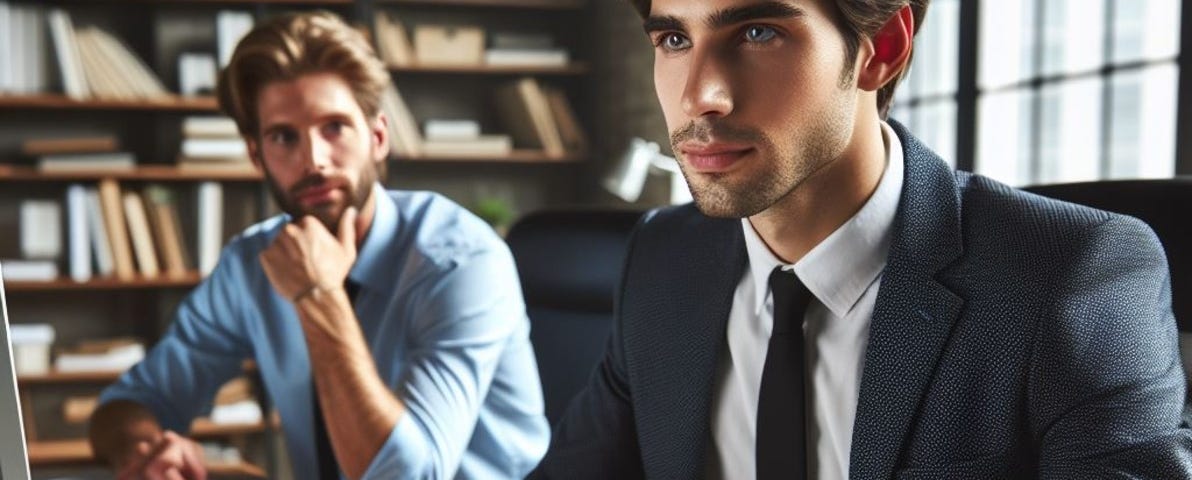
[707,2,805,29]
[643,15,683,35]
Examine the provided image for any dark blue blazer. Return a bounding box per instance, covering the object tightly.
[530,123,1192,479]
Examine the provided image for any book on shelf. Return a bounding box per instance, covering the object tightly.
[47,8,88,99]
[414,25,484,66]
[0,259,58,282]
[181,138,249,160]
[37,152,135,172]
[197,181,223,276]
[494,77,565,157]
[98,179,136,280]
[421,135,513,158]
[77,27,169,100]
[542,86,588,152]
[20,200,61,259]
[484,48,570,67]
[1,2,50,95]
[374,10,413,67]
[216,11,254,67]
[66,184,91,282]
[424,119,481,141]
[490,32,555,51]
[85,188,115,277]
[210,377,262,425]
[183,116,240,139]
[142,185,192,278]
[122,191,160,277]
[22,136,118,156]
[62,396,98,425]
[53,338,145,373]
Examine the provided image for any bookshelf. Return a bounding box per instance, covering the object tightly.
[0,0,598,477]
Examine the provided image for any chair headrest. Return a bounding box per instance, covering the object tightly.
[506,209,644,313]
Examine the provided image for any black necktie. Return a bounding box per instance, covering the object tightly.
[313,280,359,480]
[757,267,812,480]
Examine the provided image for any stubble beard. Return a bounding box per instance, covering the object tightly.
[673,95,854,219]
[264,156,379,232]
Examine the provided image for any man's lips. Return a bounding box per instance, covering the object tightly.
[295,184,340,205]
[679,143,754,173]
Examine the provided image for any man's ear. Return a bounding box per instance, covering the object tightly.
[371,112,391,163]
[857,5,914,92]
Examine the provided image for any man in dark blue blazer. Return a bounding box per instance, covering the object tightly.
[532,0,1192,478]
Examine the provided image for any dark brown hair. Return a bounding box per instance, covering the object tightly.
[629,0,930,117]
[216,11,390,137]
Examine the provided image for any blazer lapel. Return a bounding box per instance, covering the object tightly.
[849,122,966,479]
[622,210,746,479]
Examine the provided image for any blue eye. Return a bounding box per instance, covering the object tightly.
[744,25,777,43]
[660,33,692,51]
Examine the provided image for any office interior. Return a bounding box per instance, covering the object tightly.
[0,0,1188,478]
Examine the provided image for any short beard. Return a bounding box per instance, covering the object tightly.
[263,160,378,232]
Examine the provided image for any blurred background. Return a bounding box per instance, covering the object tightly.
[0,0,1187,478]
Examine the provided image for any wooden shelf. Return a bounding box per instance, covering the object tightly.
[19,361,258,386]
[6,272,203,291]
[0,165,261,182]
[389,62,589,76]
[394,150,585,164]
[377,0,586,9]
[28,439,268,477]
[0,94,218,112]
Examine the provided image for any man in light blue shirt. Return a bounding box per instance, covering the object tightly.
[89,12,548,480]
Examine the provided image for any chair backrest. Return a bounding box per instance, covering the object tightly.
[1023,179,1192,332]
[506,209,643,426]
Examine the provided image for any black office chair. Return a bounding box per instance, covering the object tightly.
[506,209,644,426]
[1023,179,1191,331]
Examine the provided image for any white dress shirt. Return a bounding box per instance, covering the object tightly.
[708,122,905,479]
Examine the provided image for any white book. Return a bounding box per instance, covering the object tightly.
[85,188,115,277]
[9,3,23,93]
[0,260,58,282]
[181,138,248,159]
[47,9,88,99]
[197,181,223,275]
[0,1,11,92]
[54,343,145,373]
[484,48,569,67]
[20,200,61,259]
[66,185,91,282]
[210,400,263,425]
[216,11,253,67]
[90,28,167,98]
[178,52,217,96]
[38,152,135,172]
[423,119,481,141]
[421,135,513,158]
[26,6,45,93]
[182,116,240,138]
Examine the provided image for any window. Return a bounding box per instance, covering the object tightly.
[890,0,1182,187]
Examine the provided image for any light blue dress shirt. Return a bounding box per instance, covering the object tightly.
[100,184,550,479]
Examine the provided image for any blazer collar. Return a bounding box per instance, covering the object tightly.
[848,120,966,479]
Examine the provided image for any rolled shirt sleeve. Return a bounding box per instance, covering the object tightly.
[361,238,540,479]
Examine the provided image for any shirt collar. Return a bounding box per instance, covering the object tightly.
[744,121,905,318]
[348,183,396,289]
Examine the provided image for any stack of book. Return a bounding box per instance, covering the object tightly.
[2,200,63,282]
[178,116,254,173]
[485,32,569,67]
[421,120,512,158]
[209,377,263,425]
[53,337,145,373]
[23,135,134,173]
[494,77,587,158]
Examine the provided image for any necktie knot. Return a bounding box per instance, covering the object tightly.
[767,267,811,336]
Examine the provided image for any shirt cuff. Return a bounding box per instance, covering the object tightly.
[360,413,431,480]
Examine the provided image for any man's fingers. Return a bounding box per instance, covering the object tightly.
[179,439,208,480]
[338,207,358,253]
